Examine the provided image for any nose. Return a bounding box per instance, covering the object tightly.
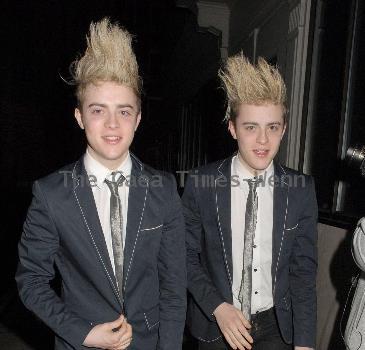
[104,112,120,129]
[257,128,268,144]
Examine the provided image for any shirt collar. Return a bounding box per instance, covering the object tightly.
[232,154,274,185]
[84,150,132,188]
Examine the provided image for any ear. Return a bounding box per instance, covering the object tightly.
[74,108,84,130]
[134,112,142,131]
[228,120,237,140]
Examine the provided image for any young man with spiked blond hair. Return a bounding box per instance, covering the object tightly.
[16,18,186,350]
[183,54,317,350]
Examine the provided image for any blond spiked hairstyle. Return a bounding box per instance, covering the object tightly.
[218,53,287,122]
[72,17,142,106]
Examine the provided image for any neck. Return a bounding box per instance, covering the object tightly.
[87,147,127,171]
[237,153,260,176]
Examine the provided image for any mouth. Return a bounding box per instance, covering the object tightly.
[253,149,269,157]
[103,136,121,145]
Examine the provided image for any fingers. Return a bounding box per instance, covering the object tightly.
[237,311,251,330]
[109,321,132,350]
[230,328,252,350]
[117,318,128,334]
[110,336,132,349]
[235,311,253,346]
[120,335,132,350]
[215,304,254,350]
[237,323,253,345]
[109,314,125,332]
[223,331,238,349]
[120,323,132,341]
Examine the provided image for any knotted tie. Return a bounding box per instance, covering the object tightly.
[238,177,260,321]
[105,173,125,297]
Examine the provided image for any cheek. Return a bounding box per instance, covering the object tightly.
[83,120,103,136]
[122,119,139,133]
[237,130,254,142]
[269,134,283,147]
[236,138,252,152]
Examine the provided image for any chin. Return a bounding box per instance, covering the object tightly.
[250,163,270,172]
[104,150,126,159]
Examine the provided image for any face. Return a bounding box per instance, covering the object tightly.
[228,103,286,175]
[75,81,141,170]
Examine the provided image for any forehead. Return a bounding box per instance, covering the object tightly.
[236,103,285,123]
[81,81,139,106]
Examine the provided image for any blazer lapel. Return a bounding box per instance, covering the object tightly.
[272,162,289,296]
[215,157,233,287]
[72,159,122,308]
[123,154,149,293]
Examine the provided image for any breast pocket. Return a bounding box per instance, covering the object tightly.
[284,210,299,231]
[284,222,298,231]
[140,224,163,233]
[137,223,163,259]
[282,216,298,252]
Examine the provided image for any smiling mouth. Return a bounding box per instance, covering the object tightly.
[103,136,121,144]
[253,149,269,157]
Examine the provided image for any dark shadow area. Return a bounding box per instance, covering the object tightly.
[0,284,53,349]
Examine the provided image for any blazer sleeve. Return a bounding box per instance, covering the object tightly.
[15,181,93,349]
[182,174,225,321]
[157,175,187,350]
[289,176,318,348]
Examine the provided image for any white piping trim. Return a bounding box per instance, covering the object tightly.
[273,191,288,297]
[123,184,148,292]
[215,158,233,286]
[143,312,159,330]
[72,162,120,301]
[140,224,163,231]
[284,223,298,231]
[197,335,223,343]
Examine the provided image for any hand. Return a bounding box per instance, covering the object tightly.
[213,302,253,350]
[295,347,314,350]
[83,314,133,350]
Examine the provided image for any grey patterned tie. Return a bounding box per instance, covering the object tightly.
[105,173,125,298]
[238,177,260,321]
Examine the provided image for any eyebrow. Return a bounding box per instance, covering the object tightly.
[87,103,135,109]
[242,121,282,126]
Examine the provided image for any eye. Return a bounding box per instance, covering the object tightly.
[245,125,256,131]
[120,110,131,117]
[91,108,103,115]
[269,125,280,131]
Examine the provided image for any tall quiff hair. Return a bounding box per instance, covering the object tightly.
[218,53,287,122]
[71,17,142,106]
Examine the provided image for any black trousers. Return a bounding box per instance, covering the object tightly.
[198,308,292,350]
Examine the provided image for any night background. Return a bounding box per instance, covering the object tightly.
[1,0,365,349]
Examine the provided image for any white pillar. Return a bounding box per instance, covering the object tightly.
[284,0,312,169]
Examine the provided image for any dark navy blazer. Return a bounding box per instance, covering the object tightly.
[16,154,187,350]
[182,156,317,348]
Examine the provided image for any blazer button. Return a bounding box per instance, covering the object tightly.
[254,268,257,272]
[253,244,257,248]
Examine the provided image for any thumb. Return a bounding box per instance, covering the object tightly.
[108,314,125,331]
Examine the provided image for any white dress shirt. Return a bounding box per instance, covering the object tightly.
[231,155,274,314]
[84,150,131,273]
